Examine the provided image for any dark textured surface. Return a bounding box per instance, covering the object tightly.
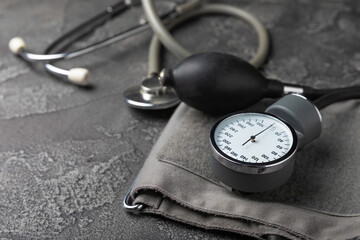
[0,0,359,239]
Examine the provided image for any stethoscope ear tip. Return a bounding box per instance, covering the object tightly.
[9,37,26,54]
[68,68,90,86]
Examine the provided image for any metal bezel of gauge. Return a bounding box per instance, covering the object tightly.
[209,112,298,193]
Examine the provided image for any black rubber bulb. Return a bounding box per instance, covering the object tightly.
[159,52,284,114]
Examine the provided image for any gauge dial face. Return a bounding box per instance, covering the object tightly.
[211,112,296,165]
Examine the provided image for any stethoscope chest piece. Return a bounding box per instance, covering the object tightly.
[124,75,180,110]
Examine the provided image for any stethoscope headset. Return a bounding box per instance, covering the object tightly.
[9,0,360,114]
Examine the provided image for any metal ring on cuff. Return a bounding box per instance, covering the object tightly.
[123,186,144,212]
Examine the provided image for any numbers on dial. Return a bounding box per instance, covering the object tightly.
[213,113,294,164]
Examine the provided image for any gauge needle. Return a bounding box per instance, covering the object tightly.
[242,123,275,146]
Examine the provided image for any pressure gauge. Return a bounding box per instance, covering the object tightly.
[209,94,322,192]
[211,112,297,164]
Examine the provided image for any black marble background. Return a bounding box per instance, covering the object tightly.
[0,0,359,239]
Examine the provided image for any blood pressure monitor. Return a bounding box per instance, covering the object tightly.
[211,112,297,164]
[210,94,322,192]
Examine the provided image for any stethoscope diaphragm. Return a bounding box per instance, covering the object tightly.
[124,75,180,110]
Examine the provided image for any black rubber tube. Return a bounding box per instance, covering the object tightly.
[303,85,360,100]
[313,87,360,110]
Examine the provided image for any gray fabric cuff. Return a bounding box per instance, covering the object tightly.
[129,103,360,240]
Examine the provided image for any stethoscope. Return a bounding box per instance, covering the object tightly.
[9,0,360,114]
[9,0,360,218]
[9,0,272,110]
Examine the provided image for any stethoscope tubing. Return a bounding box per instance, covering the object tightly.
[146,3,270,77]
[142,0,269,68]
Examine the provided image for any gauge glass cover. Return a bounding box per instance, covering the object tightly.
[211,112,296,165]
